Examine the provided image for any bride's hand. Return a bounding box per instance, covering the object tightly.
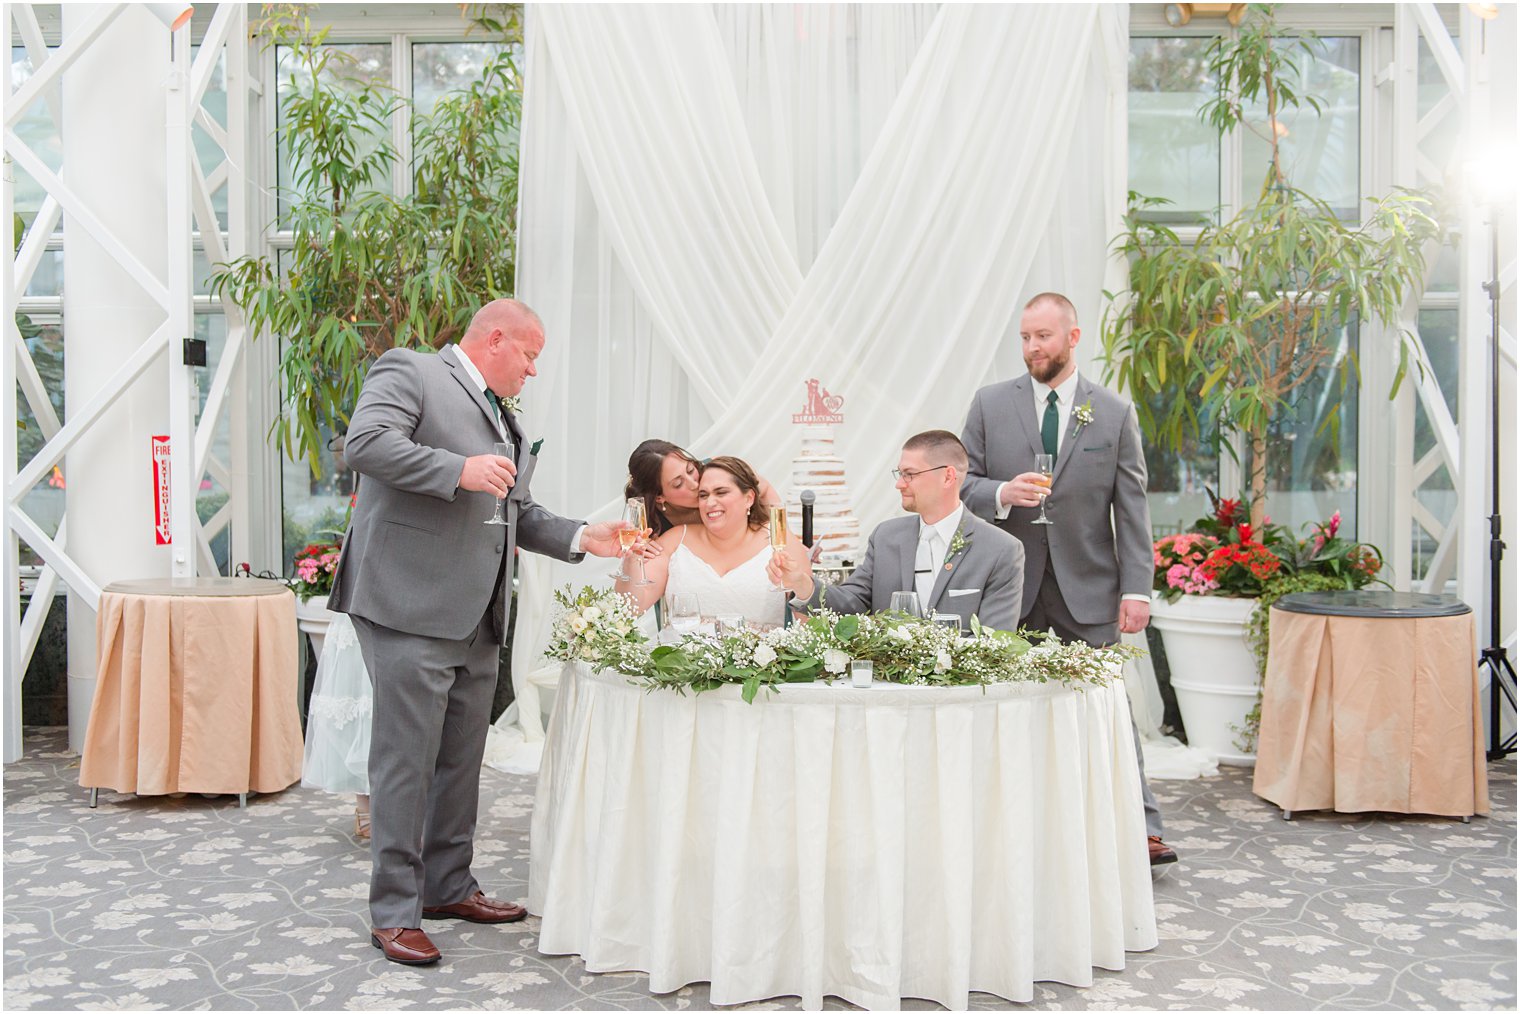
[767,540,812,596]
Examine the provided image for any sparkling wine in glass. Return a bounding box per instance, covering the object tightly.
[484,442,511,526]
[1032,453,1054,526]
[768,505,788,552]
[616,498,651,583]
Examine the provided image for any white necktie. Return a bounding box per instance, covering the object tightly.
[915,527,940,610]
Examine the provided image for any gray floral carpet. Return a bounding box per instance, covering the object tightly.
[4,726,1515,1011]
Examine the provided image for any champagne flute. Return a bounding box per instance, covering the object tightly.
[768,505,789,553]
[483,442,511,526]
[1032,453,1055,526]
[616,498,646,582]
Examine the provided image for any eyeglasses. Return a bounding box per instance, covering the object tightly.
[891,465,949,482]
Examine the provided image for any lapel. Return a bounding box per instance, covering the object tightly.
[1011,374,1045,463]
[441,345,503,441]
[503,409,527,464]
[1051,373,1092,486]
[927,511,970,610]
[896,522,916,605]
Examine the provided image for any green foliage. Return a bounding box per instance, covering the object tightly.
[1102,4,1441,529]
[211,4,524,474]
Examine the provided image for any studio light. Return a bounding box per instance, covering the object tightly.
[1468,3,1500,21]
[1465,143,1519,208]
[1162,3,1247,29]
[146,4,194,32]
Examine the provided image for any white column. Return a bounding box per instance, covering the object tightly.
[61,4,173,751]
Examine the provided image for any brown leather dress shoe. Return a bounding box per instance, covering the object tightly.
[370,927,441,965]
[1148,835,1178,866]
[422,890,528,924]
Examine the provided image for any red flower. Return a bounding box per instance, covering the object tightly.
[1215,498,1241,524]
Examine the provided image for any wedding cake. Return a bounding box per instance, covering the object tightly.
[786,427,861,563]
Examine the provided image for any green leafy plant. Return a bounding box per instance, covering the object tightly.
[211,4,524,473]
[1103,4,1441,531]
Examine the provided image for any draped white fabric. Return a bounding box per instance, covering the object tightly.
[500,4,1133,757]
[529,664,1158,1009]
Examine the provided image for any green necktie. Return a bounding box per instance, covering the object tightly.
[1041,390,1060,457]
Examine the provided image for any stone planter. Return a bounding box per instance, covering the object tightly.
[1150,593,1259,766]
[295,593,339,659]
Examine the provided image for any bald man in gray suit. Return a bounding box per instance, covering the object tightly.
[962,292,1175,867]
[329,300,629,964]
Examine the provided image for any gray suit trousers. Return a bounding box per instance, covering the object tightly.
[1022,559,1165,839]
[353,611,500,928]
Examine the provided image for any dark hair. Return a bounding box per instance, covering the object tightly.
[699,456,771,530]
[1024,291,1078,326]
[902,429,969,473]
[625,439,701,536]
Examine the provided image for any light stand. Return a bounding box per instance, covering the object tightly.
[1479,208,1516,760]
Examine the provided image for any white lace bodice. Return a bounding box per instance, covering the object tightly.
[666,534,786,627]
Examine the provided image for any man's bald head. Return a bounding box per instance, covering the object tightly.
[462,299,543,348]
[1023,292,1078,328]
[459,298,546,397]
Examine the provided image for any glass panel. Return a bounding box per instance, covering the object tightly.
[275,43,394,220]
[1413,308,1460,457]
[1128,37,1219,223]
[411,42,511,116]
[1240,37,1360,219]
[23,249,63,297]
[1243,321,1360,538]
[1142,388,1223,538]
[14,312,66,567]
[191,44,231,230]
[194,313,234,574]
[10,47,63,225]
[281,434,354,575]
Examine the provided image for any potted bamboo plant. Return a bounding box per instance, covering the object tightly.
[1102,5,1440,762]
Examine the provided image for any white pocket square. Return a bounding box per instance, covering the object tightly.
[946,588,977,598]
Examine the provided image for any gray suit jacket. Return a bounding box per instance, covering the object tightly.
[328,346,584,643]
[796,509,1024,631]
[961,373,1151,626]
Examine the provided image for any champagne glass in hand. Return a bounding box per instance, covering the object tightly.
[484,442,511,526]
[625,498,654,586]
[768,505,789,553]
[1032,453,1054,526]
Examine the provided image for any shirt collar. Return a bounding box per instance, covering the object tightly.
[1033,370,1079,406]
[920,502,965,544]
[450,344,490,396]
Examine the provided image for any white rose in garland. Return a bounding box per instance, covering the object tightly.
[823,649,850,675]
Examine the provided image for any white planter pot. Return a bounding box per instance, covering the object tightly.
[295,593,339,659]
[1150,593,1260,766]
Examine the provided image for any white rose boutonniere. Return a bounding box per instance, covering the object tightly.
[499,395,522,416]
[1073,399,1095,436]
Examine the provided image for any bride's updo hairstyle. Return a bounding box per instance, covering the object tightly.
[700,456,771,531]
[626,439,701,536]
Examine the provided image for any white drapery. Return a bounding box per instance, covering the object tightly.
[489,3,1138,769]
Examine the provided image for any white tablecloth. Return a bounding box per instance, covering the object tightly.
[529,663,1158,1010]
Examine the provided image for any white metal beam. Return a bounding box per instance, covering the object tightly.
[2,4,125,130]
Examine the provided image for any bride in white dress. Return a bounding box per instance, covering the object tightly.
[615,455,796,627]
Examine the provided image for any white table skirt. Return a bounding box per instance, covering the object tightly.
[529,663,1157,1010]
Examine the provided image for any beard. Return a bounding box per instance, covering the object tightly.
[1025,347,1071,385]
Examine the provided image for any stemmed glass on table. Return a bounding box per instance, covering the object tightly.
[889,590,924,619]
[1032,453,1055,526]
[617,497,654,585]
[483,442,511,526]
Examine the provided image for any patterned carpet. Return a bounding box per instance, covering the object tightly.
[4,726,1515,1011]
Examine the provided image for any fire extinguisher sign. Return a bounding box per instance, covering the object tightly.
[152,435,172,545]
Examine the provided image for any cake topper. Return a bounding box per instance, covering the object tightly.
[791,378,845,426]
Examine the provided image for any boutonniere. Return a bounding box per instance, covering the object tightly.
[499,395,522,416]
[944,528,971,571]
[1073,399,1095,434]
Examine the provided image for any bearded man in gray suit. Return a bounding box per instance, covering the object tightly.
[329,299,629,965]
[770,430,1024,631]
[961,292,1176,867]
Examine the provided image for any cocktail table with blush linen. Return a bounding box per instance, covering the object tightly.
[529,662,1158,1011]
[79,577,303,801]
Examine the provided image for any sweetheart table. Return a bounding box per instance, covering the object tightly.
[528,662,1157,1010]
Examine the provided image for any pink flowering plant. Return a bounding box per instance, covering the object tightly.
[290,540,342,601]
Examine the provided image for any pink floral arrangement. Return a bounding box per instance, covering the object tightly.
[290,541,341,601]
[1154,532,1222,595]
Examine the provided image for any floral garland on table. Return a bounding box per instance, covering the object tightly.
[546,586,1140,703]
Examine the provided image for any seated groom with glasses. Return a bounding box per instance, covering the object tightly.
[769,430,1024,630]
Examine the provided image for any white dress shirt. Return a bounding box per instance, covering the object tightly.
[914,503,965,611]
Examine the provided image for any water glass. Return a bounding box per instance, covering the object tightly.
[888,590,923,619]
[715,614,746,637]
[849,659,873,688]
[668,593,702,635]
[931,611,963,635]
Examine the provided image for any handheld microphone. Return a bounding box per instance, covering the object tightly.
[800,489,816,548]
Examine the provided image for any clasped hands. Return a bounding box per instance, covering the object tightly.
[1000,471,1054,509]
